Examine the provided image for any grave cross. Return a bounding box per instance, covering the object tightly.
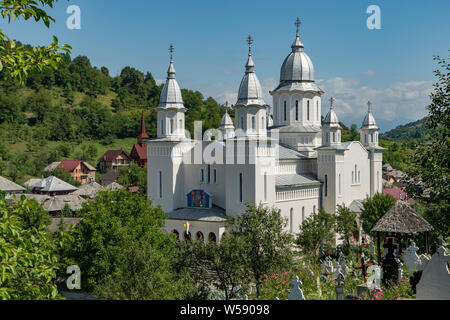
[354,253,372,282]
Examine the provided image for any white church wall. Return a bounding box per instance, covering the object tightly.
[274,195,319,233]
[342,143,371,206]
[164,219,226,243]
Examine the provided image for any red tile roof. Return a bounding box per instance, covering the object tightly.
[58,160,82,172]
[132,143,147,160]
[383,188,414,203]
[98,150,129,162]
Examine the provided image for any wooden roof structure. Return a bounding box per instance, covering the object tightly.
[372,200,434,234]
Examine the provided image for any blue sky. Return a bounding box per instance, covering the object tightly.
[2,0,449,132]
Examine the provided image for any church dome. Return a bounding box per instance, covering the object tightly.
[220,111,234,128]
[323,108,340,128]
[280,18,314,83]
[236,55,265,106]
[361,102,378,129]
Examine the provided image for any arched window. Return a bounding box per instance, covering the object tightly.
[295,100,299,121]
[208,232,217,243]
[158,171,163,199]
[332,132,335,142]
[214,169,217,183]
[284,101,287,121]
[264,172,267,202]
[238,173,243,203]
[200,169,204,183]
[170,119,174,134]
[240,117,244,129]
[307,100,310,120]
[324,174,328,197]
[302,207,305,223]
[160,120,164,135]
[252,116,255,130]
[290,208,294,233]
[207,165,211,183]
[196,231,204,241]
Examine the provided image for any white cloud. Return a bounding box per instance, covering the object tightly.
[363,70,377,76]
[317,77,433,127]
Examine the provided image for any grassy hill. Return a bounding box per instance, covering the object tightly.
[381,118,429,142]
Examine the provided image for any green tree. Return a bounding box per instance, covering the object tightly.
[0,197,62,299]
[118,162,147,194]
[335,204,358,249]
[359,193,396,238]
[407,55,450,238]
[176,234,249,300]
[0,0,71,83]
[296,209,336,260]
[70,190,191,298]
[228,204,294,298]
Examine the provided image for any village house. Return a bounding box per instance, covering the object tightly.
[97,150,131,173]
[383,187,414,203]
[99,169,120,186]
[0,176,25,195]
[45,160,96,183]
[129,111,149,168]
[31,176,78,196]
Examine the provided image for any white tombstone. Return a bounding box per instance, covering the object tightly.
[332,263,342,281]
[405,242,421,273]
[417,254,430,271]
[416,246,450,300]
[369,242,375,255]
[288,276,306,300]
[321,256,334,281]
[366,265,382,290]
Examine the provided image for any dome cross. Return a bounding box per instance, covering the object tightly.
[330,96,336,109]
[367,101,372,113]
[295,17,301,37]
[247,35,253,55]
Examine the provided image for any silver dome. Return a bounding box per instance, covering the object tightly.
[323,107,341,128]
[361,102,378,129]
[220,111,234,128]
[158,46,184,109]
[236,54,265,106]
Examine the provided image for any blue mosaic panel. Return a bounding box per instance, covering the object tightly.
[187,190,210,208]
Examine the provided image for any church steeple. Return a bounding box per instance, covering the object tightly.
[322,97,342,146]
[157,44,186,139]
[360,101,379,148]
[137,111,149,143]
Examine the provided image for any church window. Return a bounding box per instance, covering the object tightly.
[313,205,316,214]
[196,231,204,241]
[377,171,380,190]
[238,173,243,203]
[307,100,310,120]
[240,117,244,129]
[326,133,329,143]
[264,172,267,202]
[324,174,328,197]
[358,171,360,183]
[302,207,305,223]
[371,133,374,143]
[179,119,182,130]
[284,101,287,121]
[208,232,217,243]
[200,169,204,183]
[160,120,164,135]
[365,134,367,144]
[170,119,174,134]
[332,132,335,142]
[214,169,217,183]
[290,208,294,233]
[207,165,211,183]
[295,100,299,121]
[252,116,255,130]
[316,101,319,121]
[158,171,162,199]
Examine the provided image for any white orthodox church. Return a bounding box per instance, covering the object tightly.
[146,20,384,243]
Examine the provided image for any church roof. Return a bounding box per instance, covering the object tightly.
[349,199,365,213]
[131,143,147,160]
[278,144,308,160]
[361,102,378,129]
[235,36,266,107]
[271,81,323,94]
[0,176,25,192]
[372,201,434,234]
[166,205,226,222]
[323,103,341,129]
[220,111,234,128]
[270,124,322,133]
[158,44,185,110]
[137,111,149,139]
[275,173,320,188]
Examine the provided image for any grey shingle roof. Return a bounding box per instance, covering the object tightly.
[278,144,308,160]
[31,176,78,192]
[275,174,321,187]
[0,176,25,192]
[166,205,226,222]
[72,182,105,198]
[43,195,86,212]
[349,199,364,213]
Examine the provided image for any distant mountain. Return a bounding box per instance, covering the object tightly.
[381,118,429,141]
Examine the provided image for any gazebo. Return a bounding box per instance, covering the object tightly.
[371,201,434,263]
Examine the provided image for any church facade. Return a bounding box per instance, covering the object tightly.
[146,21,383,243]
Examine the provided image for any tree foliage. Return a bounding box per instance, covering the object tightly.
[69,190,192,299]
[406,54,450,238]
[0,197,61,299]
[359,193,396,238]
[335,204,358,247]
[296,209,336,260]
[0,0,71,83]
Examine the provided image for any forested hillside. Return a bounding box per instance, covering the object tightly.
[381,118,429,141]
[0,43,228,183]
